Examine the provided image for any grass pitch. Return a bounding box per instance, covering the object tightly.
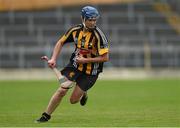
[0,79,180,127]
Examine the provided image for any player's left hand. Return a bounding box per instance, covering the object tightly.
[75,55,87,64]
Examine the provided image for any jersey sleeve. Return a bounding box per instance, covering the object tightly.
[95,28,109,55]
[59,27,74,45]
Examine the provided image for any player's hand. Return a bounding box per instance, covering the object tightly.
[48,59,56,68]
[76,55,87,64]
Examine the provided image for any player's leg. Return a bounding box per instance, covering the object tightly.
[70,84,85,104]
[70,73,98,106]
[45,80,74,114]
[80,92,88,106]
[36,79,73,123]
[45,86,68,115]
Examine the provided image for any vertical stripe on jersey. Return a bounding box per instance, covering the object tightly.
[82,62,87,73]
[84,33,91,49]
[86,54,92,74]
[72,31,77,40]
[92,62,99,75]
[74,29,81,46]
[88,32,94,49]
[94,30,101,55]
[72,49,79,68]
[78,63,83,71]
[77,31,83,48]
[96,27,108,47]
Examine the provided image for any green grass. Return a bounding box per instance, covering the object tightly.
[0,79,180,127]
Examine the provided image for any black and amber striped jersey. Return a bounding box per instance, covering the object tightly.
[59,24,109,75]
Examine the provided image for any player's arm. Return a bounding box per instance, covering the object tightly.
[48,27,75,68]
[76,52,109,64]
[48,39,64,68]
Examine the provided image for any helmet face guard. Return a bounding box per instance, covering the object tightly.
[81,6,100,29]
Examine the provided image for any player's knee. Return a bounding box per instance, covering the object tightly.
[70,97,79,104]
[56,88,67,97]
[61,80,73,89]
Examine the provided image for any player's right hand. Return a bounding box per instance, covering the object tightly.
[48,59,56,69]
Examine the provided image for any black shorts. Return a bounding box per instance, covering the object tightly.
[61,66,98,91]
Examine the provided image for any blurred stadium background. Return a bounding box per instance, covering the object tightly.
[0,0,180,79]
[0,0,180,127]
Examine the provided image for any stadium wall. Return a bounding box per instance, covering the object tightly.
[0,0,144,11]
[0,0,180,80]
[0,68,180,80]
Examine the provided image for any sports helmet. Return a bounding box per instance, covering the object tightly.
[81,6,100,20]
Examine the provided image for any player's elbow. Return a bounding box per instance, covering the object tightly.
[103,53,109,62]
[104,56,109,62]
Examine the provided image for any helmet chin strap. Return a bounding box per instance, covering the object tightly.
[82,18,88,30]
